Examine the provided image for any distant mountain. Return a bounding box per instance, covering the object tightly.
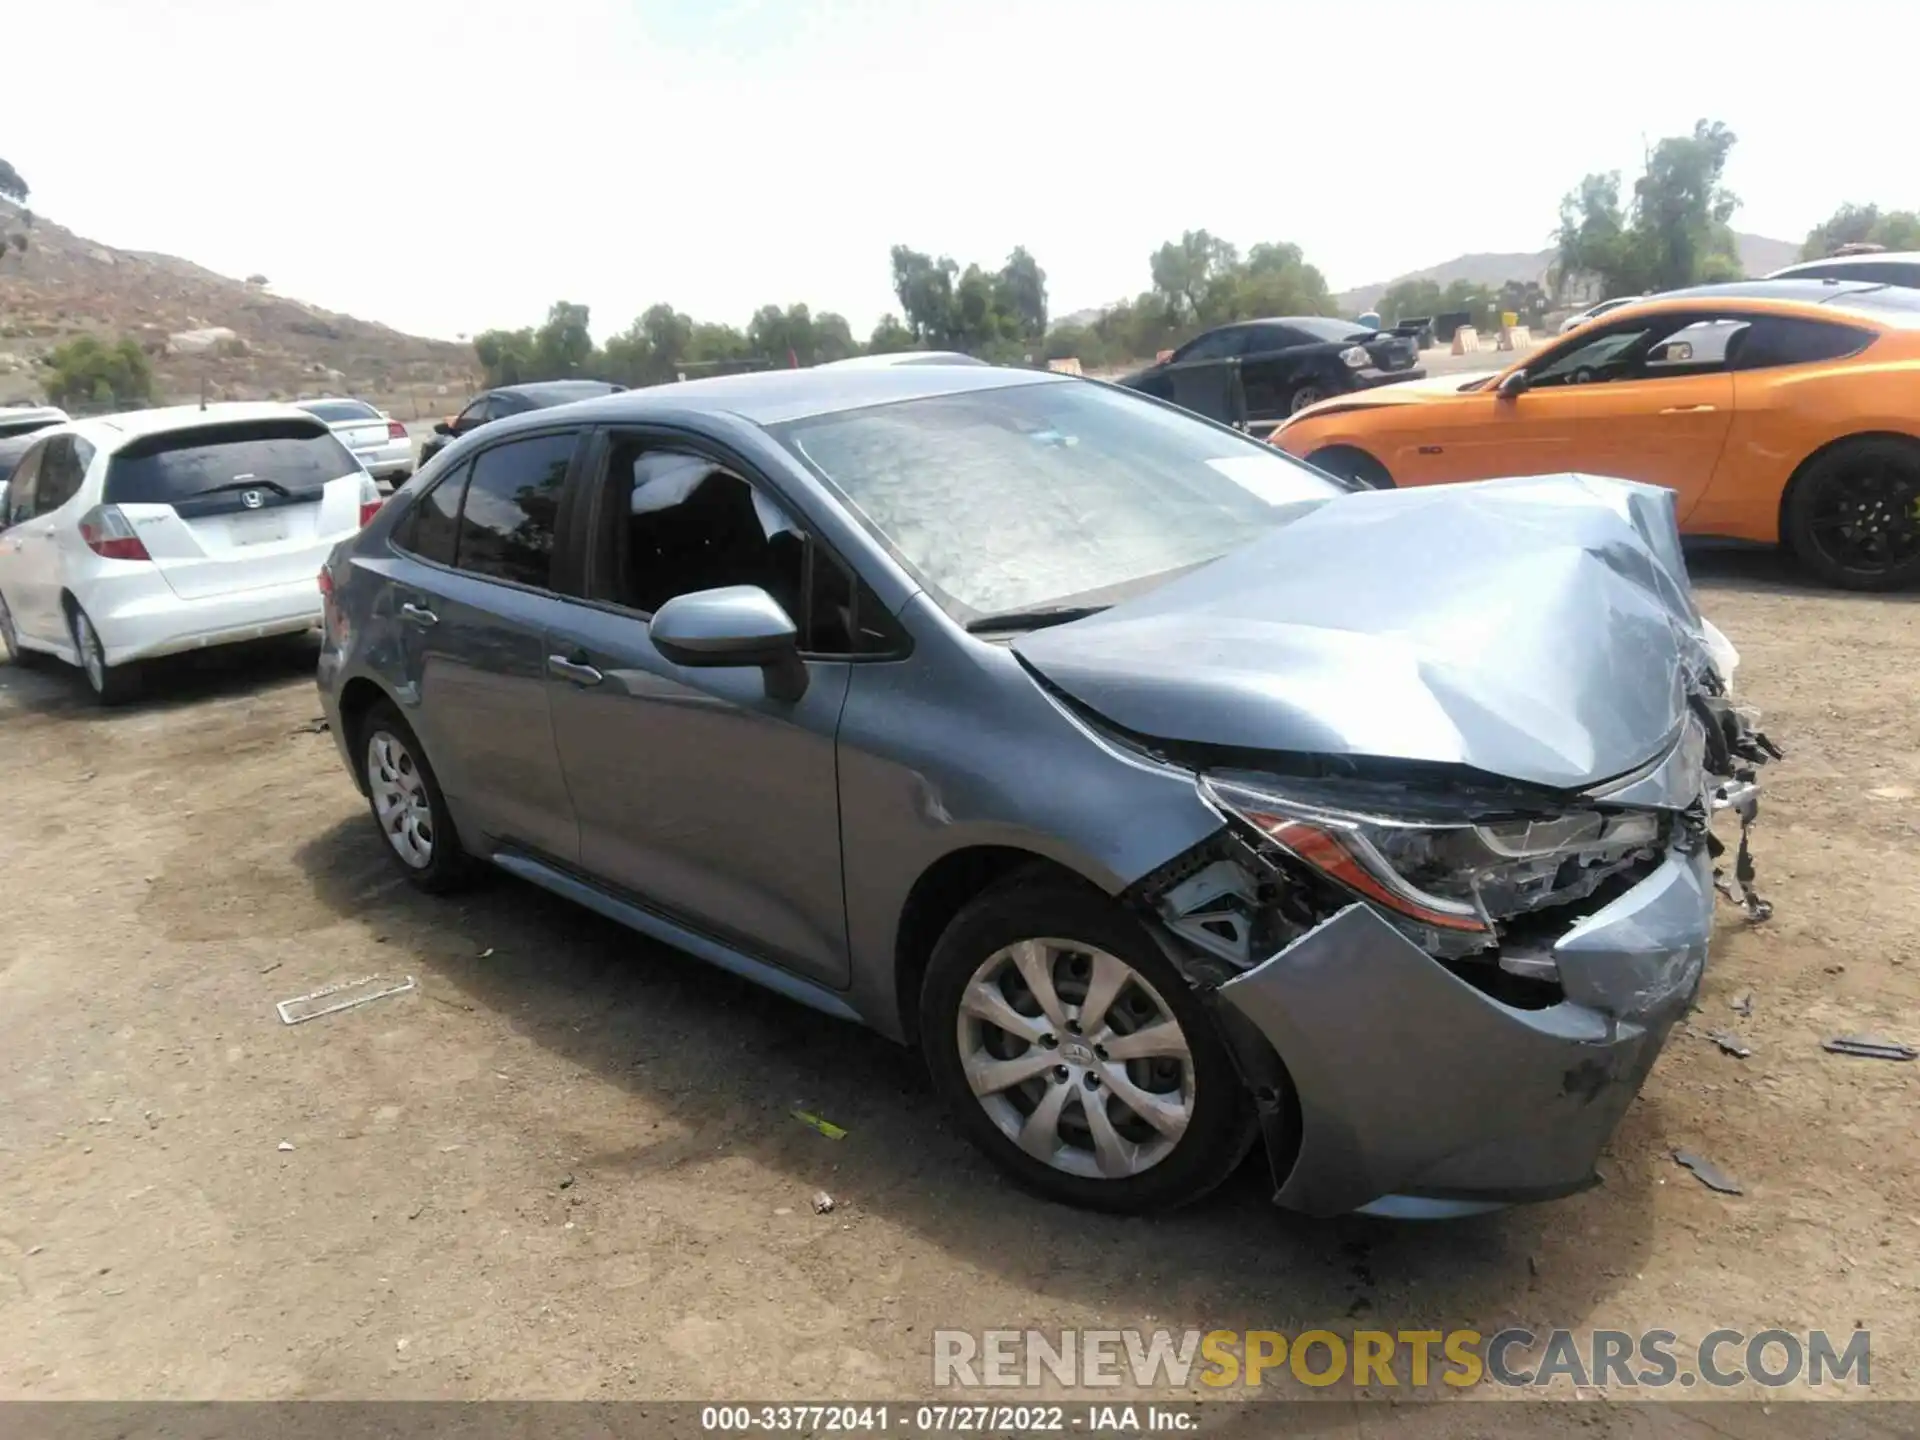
[1333,232,1802,315]
[0,200,474,412]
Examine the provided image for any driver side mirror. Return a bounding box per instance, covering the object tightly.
[649,585,808,703]
[433,419,455,437]
[1497,369,1529,399]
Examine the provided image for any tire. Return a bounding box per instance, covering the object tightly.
[919,874,1256,1214]
[0,591,49,669]
[68,604,142,704]
[355,700,479,893]
[1782,437,1920,591]
[1288,383,1328,414]
[1307,445,1394,490]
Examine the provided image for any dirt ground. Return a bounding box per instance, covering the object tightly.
[0,550,1916,1407]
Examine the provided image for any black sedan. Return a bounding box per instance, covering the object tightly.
[1120,317,1423,425]
[417,379,626,467]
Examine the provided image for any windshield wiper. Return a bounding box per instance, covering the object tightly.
[965,604,1110,635]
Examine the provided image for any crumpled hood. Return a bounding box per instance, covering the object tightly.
[1012,474,1718,791]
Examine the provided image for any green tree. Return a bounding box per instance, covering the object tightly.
[1555,120,1741,298]
[891,246,960,346]
[1801,203,1920,259]
[747,303,858,367]
[472,327,538,385]
[532,301,594,378]
[1150,229,1241,325]
[992,246,1048,341]
[41,336,154,410]
[1229,241,1334,319]
[0,157,26,205]
[867,314,916,353]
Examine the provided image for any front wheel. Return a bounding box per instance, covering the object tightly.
[1288,383,1328,414]
[1783,438,1920,591]
[919,875,1255,1214]
[69,604,141,704]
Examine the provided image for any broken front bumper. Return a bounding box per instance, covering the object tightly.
[1219,846,1715,1218]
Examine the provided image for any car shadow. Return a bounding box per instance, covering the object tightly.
[292,813,1660,1339]
[1685,545,1920,602]
[0,633,322,718]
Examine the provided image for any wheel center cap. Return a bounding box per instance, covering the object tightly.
[1059,1039,1096,1067]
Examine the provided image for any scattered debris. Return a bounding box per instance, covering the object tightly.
[276,974,416,1025]
[277,1141,294,1152]
[1825,963,1846,976]
[1673,1149,1743,1195]
[774,1207,793,1217]
[396,1337,409,1352]
[258,961,282,976]
[408,1202,426,1220]
[479,947,495,959]
[1730,991,1754,1018]
[1527,1254,1541,1278]
[1822,1036,1918,1063]
[291,717,329,735]
[791,1108,847,1140]
[1706,1030,1752,1059]
[811,1190,836,1214]
[558,1174,575,1190]
[26,1246,43,1257]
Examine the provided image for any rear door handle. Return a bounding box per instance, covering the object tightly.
[547,654,603,686]
[400,601,438,627]
[1659,404,1717,414]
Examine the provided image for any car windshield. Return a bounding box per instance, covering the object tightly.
[773,380,1343,624]
[300,399,380,423]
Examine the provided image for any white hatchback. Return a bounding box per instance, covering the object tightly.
[0,402,382,702]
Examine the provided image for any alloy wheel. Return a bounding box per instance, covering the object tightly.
[956,938,1195,1180]
[74,611,106,693]
[1806,463,1920,577]
[367,730,435,868]
[1290,386,1326,413]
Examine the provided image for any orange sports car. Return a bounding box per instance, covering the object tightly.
[1269,281,1920,589]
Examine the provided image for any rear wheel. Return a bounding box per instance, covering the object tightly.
[1783,437,1920,591]
[919,875,1255,1214]
[1307,445,1394,490]
[357,700,477,893]
[1288,383,1328,414]
[68,604,141,704]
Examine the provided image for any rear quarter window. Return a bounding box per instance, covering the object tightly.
[105,420,361,505]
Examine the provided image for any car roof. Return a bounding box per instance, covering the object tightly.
[1628,280,1920,329]
[67,401,327,449]
[1769,250,1920,275]
[0,403,70,425]
[816,350,986,369]
[478,362,1067,430]
[494,379,627,403]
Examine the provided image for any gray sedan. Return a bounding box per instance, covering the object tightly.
[314,364,1777,1217]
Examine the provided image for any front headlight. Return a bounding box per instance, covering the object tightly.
[1338,345,1370,369]
[1198,775,1663,950]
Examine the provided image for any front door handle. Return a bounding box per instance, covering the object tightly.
[400,601,438,627]
[1659,404,1717,414]
[547,654,603,686]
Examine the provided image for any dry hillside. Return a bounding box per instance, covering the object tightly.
[0,201,476,415]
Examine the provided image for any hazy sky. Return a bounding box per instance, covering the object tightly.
[10,0,1918,341]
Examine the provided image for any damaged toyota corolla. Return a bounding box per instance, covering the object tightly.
[317,365,1779,1219]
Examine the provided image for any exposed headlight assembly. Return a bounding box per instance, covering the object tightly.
[1199,775,1664,960]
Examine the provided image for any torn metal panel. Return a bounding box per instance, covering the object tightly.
[1013,474,1725,791]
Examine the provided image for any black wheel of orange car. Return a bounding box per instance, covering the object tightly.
[356,700,478,893]
[1306,446,1394,490]
[1783,437,1920,592]
[919,874,1256,1214]
[1288,383,1328,414]
[67,603,141,705]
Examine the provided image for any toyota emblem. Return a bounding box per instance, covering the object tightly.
[241,490,264,510]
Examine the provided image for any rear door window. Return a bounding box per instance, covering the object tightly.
[33,436,94,514]
[393,461,470,566]
[105,420,359,513]
[3,441,45,525]
[452,431,577,589]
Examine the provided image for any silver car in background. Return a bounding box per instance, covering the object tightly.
[297,398,412,490]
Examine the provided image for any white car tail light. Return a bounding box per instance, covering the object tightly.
[357,474,383,528]
[78,504,152,562]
